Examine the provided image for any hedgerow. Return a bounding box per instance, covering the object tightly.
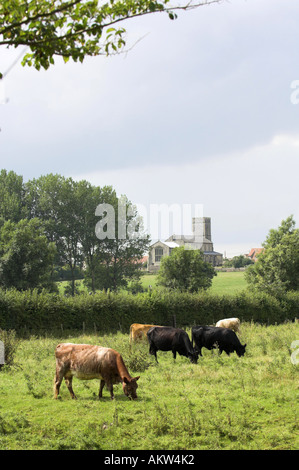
[0,288,298,334]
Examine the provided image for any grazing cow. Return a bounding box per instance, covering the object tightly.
[54,343,140,400]
[129,323,161,343]
[147,326,198,364]
[191,326,246,357]
[216,317,241,334]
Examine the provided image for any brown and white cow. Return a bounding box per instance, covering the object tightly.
[129,323,161,343]
[54,343,140,400]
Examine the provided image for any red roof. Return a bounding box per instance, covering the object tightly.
[247,248,263,259]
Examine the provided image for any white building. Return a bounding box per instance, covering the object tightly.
[148,217,223,272]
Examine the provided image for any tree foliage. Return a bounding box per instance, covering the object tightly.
[245,216,299,296]
[84,194,150,292]
[223,255,253,269]
[0,169,150,293]
[0,0,222,75]
[0,169,24,223]
[157,245,216,292]
[0,218,57,291]
[24,174,102,294]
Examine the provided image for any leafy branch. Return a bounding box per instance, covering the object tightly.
[0,1,223,72]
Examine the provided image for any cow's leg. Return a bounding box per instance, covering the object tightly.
[149,345,158,363]
[99,379,105,399]
[172,350,177,360]
[106,382,115,400]
[54,366,65,399]
[65,376,77,399]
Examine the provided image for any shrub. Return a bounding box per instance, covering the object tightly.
[123,342,154,373]
[0,288,298,335]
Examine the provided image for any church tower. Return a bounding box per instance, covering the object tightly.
[192,217,212,241]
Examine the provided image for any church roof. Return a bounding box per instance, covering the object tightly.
[164,241,180,248]
[149,240,180,249]
[166,235,212,244]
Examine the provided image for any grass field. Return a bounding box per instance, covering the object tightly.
[140,271,247,295]
[0,322,298,450]
[57,271,247,296]
[210,271,247,294]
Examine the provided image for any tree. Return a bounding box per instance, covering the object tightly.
[0,169,24,224]
[0,0,222,75]
[157,245,216,292]
[24,173,150,293]
[223,255,253,269]
[245,216,299,296]
[85,195,151,291]
[0,218,56,290]
[25,173,93,295]
[75,180,118,292]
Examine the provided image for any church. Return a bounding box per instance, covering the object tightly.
[148,217,223,273]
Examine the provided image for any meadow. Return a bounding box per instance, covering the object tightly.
[209,271,247,294]
[59,270,247,295]
[0,322,298,450]
[132,270,248,295]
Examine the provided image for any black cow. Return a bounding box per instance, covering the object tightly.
[191,326,246,357]
[147,326,198,364]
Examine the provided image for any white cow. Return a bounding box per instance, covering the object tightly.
[216,317,241,334]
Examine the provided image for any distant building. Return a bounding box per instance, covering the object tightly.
[148,217,223,273]
[246,248,263,262]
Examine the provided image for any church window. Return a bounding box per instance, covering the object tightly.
[155,247,163,262]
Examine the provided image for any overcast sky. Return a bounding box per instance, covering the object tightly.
[1,0,299,257]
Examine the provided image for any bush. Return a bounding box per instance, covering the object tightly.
[127,280,144,295]
[123,343,153,373]
[0,288,298,335]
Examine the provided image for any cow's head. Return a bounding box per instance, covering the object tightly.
[122,376,140,400]
[237,343,246,357]
[189,350,199,364]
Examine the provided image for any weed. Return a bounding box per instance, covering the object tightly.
[124,345,153,373]
[23,368,49,399]
[0,412,30,435]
